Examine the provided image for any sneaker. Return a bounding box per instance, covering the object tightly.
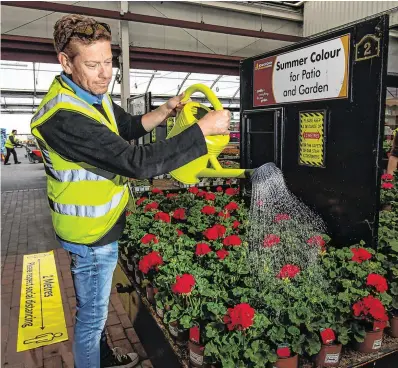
[15,162,21,164]
[101,347,140,368]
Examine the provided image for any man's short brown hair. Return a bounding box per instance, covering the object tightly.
[53,14,111,57]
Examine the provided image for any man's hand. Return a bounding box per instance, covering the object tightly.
[197,110,231,136]
[166,93,190,117]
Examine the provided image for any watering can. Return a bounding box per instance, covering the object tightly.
[166,84,252,185]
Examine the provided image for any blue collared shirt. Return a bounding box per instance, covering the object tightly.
[57,73,105,257]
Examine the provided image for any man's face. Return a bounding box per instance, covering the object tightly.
[64,40,113,96]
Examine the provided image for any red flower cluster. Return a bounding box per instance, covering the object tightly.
[373,321,387,331]
[204,224,226,240]
[216,249,229,260]
[201,206,216,215]
[307,235,326,248]
[173,208,186,220]
[167,193,178,199]
[151,188,163,195]
[277,264,300,279]
[381,173,394,181]
[144,201,159,212]
[276,347,291,358]
[205,192,216,201]
[172,274,195,295]
[195,243,212,256]
[189,326,200,343]
[154,212,171,223]
[223,303,255,331]
[141,233,158,244]
[351,247,372,263]
[216,186,223,192]
[197,190,207,198]
[320,328,336,345]
[366,273,388,293]
[223,235,242,247]
[274,213,290,223]
[189,187,199,195]
[263,234,280,248]
[138,251,163,274]
[176,229,184,237]
[382,182,394,190]
[218,211,231,219]
[224,202,239,212]
[233,220,240,230]
[352,295,388,322]
[225,188,237,196]
[136,197,147,206]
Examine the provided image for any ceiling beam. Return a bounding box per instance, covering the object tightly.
[2,1,304,43]
[1,35,241,75]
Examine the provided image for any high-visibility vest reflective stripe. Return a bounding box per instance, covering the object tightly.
[31,76,129,245]
[5,133,17,149]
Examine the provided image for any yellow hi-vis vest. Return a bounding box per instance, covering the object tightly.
[5,133,17,148]
[30,76,130,245]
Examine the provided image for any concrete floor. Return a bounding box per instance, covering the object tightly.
[1,147,46,192]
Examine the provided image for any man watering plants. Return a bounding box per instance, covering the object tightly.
[30,15,230,368]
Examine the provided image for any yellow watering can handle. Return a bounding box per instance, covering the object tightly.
[181,84,223,111]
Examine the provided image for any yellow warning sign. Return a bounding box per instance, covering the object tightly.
[17,251,68,352]
[299,111,326,168]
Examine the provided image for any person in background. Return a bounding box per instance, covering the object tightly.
[387,130,398,175]
[30,14,230,368]
[4,129,22,165]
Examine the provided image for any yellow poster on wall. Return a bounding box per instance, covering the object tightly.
[17,251,68,352]
[299,111,326,168]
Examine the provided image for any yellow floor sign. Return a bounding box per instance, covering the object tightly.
[17,251,68,352]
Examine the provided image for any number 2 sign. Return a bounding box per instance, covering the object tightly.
[355,34,380,62]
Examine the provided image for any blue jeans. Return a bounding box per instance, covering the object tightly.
[66,241,118,368]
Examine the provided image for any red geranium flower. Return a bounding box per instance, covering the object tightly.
[224,202,239,212]
[373,321,387,331]
[138,251,163,274]
[203,224,227,240]
[216,249,229,260]
[151,188,163,195]
[277,264,300,279]
[263,234,280,248]
[136,197,147,206]
[381,173,394,181]
[205,192,216,201]
[197,190,207,198]
[141,233,159,244]
[276,347,291,358]
[225,188,237,196]
[177,229,184,237]
[126,211,132,216]
[307,235,326,248]
[223,235,242,247]
[233,220,240,230]
[171,274,195,295]
[218,211,231,219]
[320,328,336,345]
[223,303,255,331]
[201,206,216,215]
[189,187,199,194]
[366,273,388,293]
[274,214,290,223]
[167,193,178,199]
[352,295,388,322]
[195,243,212,256]
[144,201,159,212]
[382,182,394,189]
[216,186,223,193]
[173,208,186,220]
[351,247,372,263]
[154,212,171,223]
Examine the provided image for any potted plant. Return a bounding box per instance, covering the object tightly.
[313,328,343,368]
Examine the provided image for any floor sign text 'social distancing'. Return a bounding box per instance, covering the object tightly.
[17,251,68,352]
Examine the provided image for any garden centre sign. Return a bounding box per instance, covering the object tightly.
[299,111,326,168]
[17,251,67,351]
[253,34,350,106]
